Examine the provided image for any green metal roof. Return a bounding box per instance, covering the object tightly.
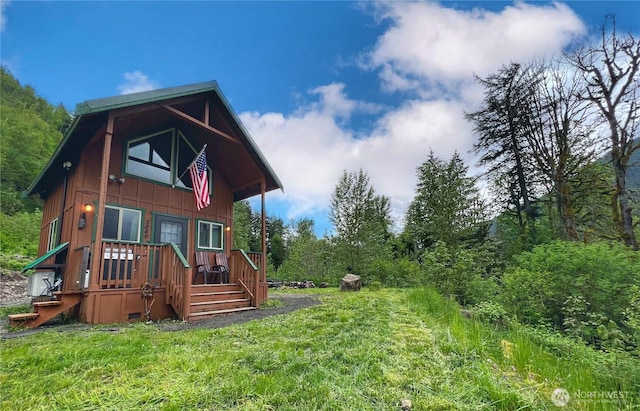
[75,81,220,115]
[22,242,69,272]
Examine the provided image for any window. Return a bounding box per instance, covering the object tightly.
[103,205,142,242]
[47,218,59,251]
[197,220,223,250]
[126,130,173,184]
[125,129,212,191]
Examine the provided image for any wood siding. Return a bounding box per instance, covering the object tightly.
[27,89,274,326]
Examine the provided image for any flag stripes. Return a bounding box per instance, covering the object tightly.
[189,148,210,210]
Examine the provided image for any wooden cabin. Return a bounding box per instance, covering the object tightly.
[9,81,282,328]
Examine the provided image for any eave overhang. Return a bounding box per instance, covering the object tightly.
[25,81,283,200]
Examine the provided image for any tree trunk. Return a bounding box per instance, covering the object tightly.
[556,177,579,241]
[611,149,638,249]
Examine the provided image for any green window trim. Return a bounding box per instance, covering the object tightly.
[102,204,143,243]
[195,219,224,251]
[123,128,213,193]
[46,217,59,252]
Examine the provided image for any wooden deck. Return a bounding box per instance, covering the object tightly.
[8,245,266,328]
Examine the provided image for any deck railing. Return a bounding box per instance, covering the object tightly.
[97,242,166,289]
[231,249,261,307]
[244,251,265,282]
[84,241,190,319]
[163,243,191,321]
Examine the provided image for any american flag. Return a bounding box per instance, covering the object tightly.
[189,148,210,210]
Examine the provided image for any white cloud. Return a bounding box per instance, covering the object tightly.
[243,2,589,232]
[367,1,586,93]
[117,71,160,95]
[241,84,474,228]
[1,0,10,32]
[309,83,382,119]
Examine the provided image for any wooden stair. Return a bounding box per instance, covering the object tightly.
[8,293,81,328]
[188,283,255,321]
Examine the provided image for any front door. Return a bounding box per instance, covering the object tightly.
[154,214,189,256]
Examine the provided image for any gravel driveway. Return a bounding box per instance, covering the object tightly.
[0,277,321,338]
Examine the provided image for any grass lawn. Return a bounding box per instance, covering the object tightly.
[1,288,638,410]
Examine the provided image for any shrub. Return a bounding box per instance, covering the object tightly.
[474,301,510,327]
[367,280,382,291]
[501,241,640,346]
[0,210,41,256]
[364,256,422,287]
[421,242,501,306]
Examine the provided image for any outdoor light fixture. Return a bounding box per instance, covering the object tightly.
[108,174,125,184]
[225,226,231,232]
[78,212,87,229]
[84,204,93,212]
[62,161,72,170]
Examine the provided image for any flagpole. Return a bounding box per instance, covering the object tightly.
[174,144,207,187]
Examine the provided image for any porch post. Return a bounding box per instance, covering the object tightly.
[259,178,266,308]
[89,113,114,291]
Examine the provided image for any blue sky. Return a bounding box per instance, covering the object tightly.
[1,1,639,235]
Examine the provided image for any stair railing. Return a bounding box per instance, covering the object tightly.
[163,243,190,321]
[231,249,260,307]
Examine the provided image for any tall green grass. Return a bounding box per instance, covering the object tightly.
[1,289,638,410]
[407,287,640,410]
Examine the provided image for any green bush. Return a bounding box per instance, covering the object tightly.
[421,242,500,305]
[473,301,510,327]
[0,210,41,256]
[367,280,382,291]
[501,241,640,346]
[364,256,422,287]
[0,253,31,271]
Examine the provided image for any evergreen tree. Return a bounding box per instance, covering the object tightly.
[329,169,392,275]
[466,63,541,226]
[405,151,487,251]
[232,201,252,250]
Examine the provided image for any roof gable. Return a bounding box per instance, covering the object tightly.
[26,81,283,200]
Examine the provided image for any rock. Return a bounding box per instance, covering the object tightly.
[460,309,474,319]
[339,274,362,292]
[302,281,315,289]
[319,282,330,288]
[0,271,29,307]
[401,399,412,410]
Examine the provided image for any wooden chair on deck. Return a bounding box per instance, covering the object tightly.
[194,251,214,284]
[211,253,230,284]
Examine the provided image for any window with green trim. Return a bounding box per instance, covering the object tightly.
[197,220,223,250]
[46,218,59,251]
[103,205,142,242]
[125,129,212,190]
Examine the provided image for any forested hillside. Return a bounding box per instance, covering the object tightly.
[0,68,71,256]
[0,68,71,213]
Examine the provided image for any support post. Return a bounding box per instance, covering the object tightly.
[259,178,266,308]
[89,114,114,292]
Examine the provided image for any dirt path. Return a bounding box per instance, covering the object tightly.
[0,284,321,338]
[158,293,322,331]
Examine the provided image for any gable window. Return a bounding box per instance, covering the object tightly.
[103,205,142,242]
[125,129,212,191]
[197,220,223,250]
[46,218,59,251]
[126,130,173,184]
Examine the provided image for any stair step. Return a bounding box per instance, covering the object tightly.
[189,306,256,318]
[191,298,249,307]
[191,290,243,297]
[8,313,40,321]
[33,300,63,307]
